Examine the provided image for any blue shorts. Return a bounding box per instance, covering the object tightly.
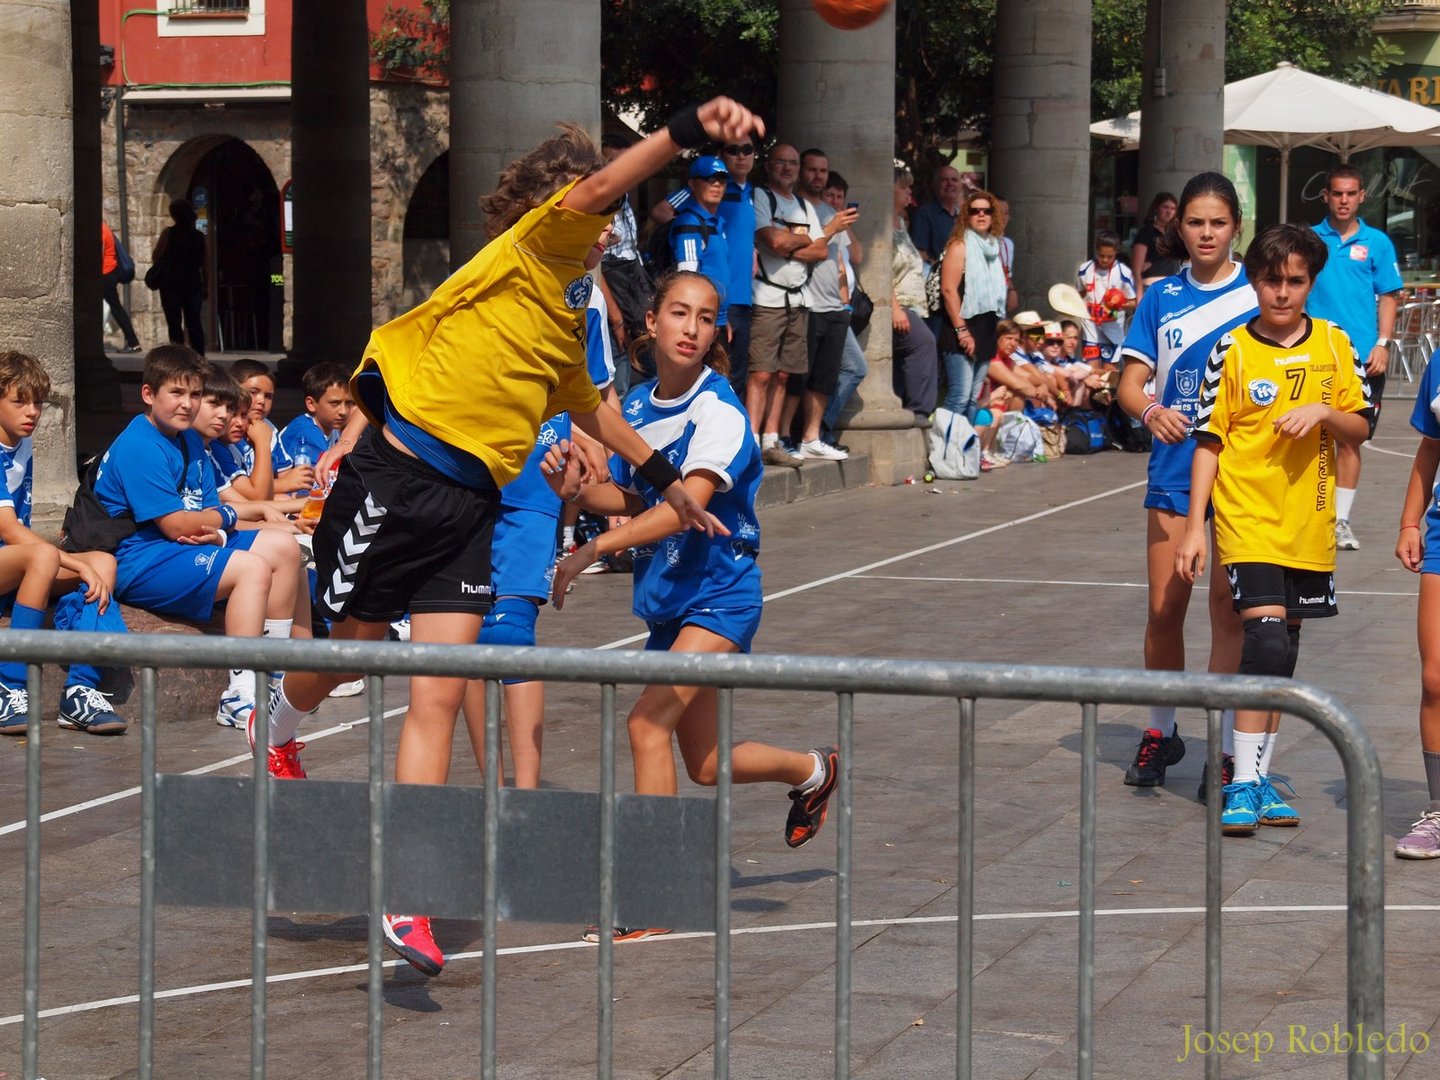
[116,530,259,621]
[645,605,763,655]
[491,506,558,603]
[1144,488,1191,516]
[1422,523,1440,576]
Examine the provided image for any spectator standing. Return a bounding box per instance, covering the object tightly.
[994,196,1019,315]
[1306,163,1402,552]
[669,156,732,331]
[599,133,655,385]
[781,148,858,460]
[151,199,207,356]
[820,171,867,447]
[1076,229,1136,366]
[749,143,833,466]
[891,168,938,420]
[101,222,141,354]
[909,164,963,265]
[937,189,1008,420]
[1130,192,1180,303]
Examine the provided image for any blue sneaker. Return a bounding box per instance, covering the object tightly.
[1257,776,1300,827]
[0,686,29,736]
[57,685,127,735]
[1220,780,1262,837]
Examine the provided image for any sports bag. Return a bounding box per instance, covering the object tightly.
[1063,409,1108,455]
[926,407,980,480]
[60,456,135,554]
[113,238,135,284]
[997,412,1044,462]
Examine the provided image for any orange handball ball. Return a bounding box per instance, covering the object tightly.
[810,0,891,30]
[1102,287,1128,311]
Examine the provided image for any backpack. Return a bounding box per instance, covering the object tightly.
[1105,399,1153,453]
[113,237,135,284]
[647,207,715,277]
[924,249,963,318]
[1063,409,1108,455]
[997,413,1045,462]
[926,407,980,480]
[60,456,135,554]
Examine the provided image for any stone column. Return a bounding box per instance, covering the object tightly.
[990,0,1092,312]
[0,0,77,530]
[74,0,120,414]
[777,0,921,483]
[450,0,600,268]
[1137,0,1225,207]
[288,0,371,374]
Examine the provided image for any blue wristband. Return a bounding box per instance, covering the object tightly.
[217,504,238,531]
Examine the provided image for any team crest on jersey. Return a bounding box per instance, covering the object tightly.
[1248,378,1278,406]
[626,397,643,416]
[564,275,593,310]
[1161,281,1183,297]
[1174,368,1200,399]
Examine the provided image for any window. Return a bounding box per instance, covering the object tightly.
[158,0,264,38]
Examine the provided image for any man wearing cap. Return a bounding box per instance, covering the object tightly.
[670,156,732,330]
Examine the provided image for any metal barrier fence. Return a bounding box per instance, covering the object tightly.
[4,630,1385,1080]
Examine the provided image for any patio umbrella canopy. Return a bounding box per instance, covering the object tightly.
[1091,62,1440,222]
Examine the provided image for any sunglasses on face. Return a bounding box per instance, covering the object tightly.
[700,175,727,184]
[968,206,993,216]
[1044,337,1065,345]
[723,144,755,156]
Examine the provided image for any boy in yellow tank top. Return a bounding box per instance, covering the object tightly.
[1177,223,1374,837]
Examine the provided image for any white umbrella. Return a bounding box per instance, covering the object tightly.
[1090,63,1440,222]
[1226,62,1440,221]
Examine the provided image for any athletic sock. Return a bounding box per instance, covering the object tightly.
[761,433,779,449]
[797,750,825,792]
[562,525,576,548]
[1148,706,1177,739]
[1232,730,1265,786]
[227,667,257,702]
[263,618,293,641]
[1258,731,1279,777]
[0,603,45,686]
[1424,750,1440,801]
[1336,487,1357,523]
[1221,709,1235,756]
[268,680,314,747]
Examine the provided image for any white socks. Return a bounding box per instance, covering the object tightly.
[1149,706,1177,738]
[1231,729,1279,784]
[263,618,293,641]
[1336,487,1356,522]
[798,750,825,793]
[268,682,311,747]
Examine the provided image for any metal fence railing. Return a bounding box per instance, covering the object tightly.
[4,631,1385,1080]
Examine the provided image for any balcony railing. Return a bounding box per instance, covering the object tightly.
[167,0,250,15]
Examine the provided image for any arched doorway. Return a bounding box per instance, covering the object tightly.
[185,138,283,353]
[402,152,450,311]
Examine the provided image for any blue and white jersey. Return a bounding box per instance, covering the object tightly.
[501,287,616,516]
[670,203,730,324]
[1410,356,1440,534]
[670,179,755,308]
[95,415,215,557]
[0,436,34,534]
[611,367,763,623]
[238,417,294,476]
[278,412,335,469]
[204,438,246,493]
[1122,262,1257,494]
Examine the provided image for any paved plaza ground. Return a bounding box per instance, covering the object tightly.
[1,412,1437,1078]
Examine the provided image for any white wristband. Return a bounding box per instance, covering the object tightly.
[215,528,228,547]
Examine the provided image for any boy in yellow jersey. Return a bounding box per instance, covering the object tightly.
[252,98,762,977]
[1176,224,1374,837]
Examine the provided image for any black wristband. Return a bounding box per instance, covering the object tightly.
[666,104,709,150]
[636,449,683,492]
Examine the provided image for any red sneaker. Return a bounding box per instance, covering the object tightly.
[267,739,307,780]
[383,914,444,976]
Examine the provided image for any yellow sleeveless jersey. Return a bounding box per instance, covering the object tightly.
[353,180,606,487]
[1193,317,1374,571]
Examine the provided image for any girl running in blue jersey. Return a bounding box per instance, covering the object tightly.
[1115,173,1253,792]
[544,271,839,944]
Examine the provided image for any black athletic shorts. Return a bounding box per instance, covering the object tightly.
[1367,373,1385,435]
[313,428,498,623]
[1226,562,1337,620]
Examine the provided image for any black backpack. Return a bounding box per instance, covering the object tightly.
[1105,399,1153,453]
[645,206,715,277]
[60,456,135,554]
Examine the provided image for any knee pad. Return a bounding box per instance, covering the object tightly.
[1284,623,1301,679]
[1240,616,1291,678]
[480,596,539,649]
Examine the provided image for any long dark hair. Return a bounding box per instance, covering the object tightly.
[1144,191,1177,226]
[1155,172,1242,263]
[626,270,731,377]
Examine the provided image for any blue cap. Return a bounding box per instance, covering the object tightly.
[689,155,729,180]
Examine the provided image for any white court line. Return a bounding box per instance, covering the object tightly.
[1363,442,1416,459]
[852,576,1416,601]
[5,901,1437,1026]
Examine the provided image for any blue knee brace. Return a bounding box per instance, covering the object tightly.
[480,597,540,685]
[1240,616,1290,678]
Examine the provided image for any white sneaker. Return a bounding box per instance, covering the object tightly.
[1335,519,1360,551]
[216,689,255,729]
[389,618,411,642]
[328,678,366,698]
[799,439,848,461]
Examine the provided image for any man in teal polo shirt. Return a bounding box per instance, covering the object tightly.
[1307,163,1402,552]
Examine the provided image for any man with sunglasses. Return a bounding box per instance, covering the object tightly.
[669,156,732,331]
[654,139,761,396]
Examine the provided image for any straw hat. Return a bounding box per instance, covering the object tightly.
[1048,282,1090,322]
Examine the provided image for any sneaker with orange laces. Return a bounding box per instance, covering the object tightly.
[785,745,840,848]
[244,707,308,780]
[383,913,444,976]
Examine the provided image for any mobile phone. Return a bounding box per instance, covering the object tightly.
[847,201,859,211]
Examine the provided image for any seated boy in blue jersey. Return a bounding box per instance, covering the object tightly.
[229,358,313,499]
[279,363,354,473]
[195,370,307,519]
[94,346,314,729]
[0,351,129,735]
